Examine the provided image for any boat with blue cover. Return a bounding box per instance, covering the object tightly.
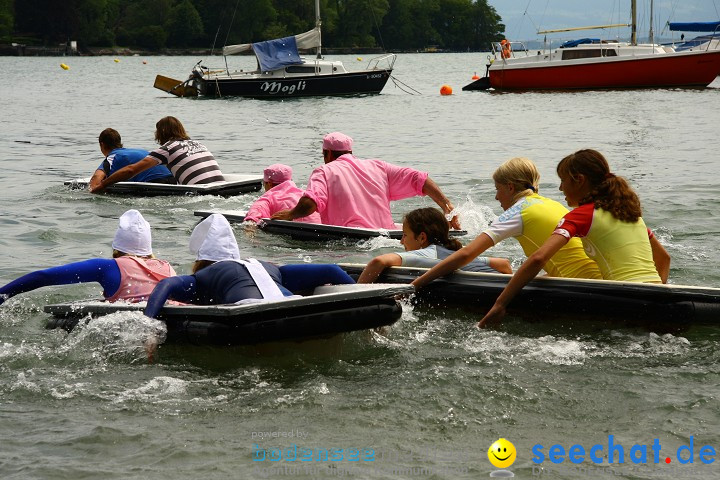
[153,0,395,99]
[668,21,720,53]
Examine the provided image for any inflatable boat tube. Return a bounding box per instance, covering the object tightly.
[194,210,467,241]
[44,284,413,345]
[65,174,262,197]
[339,264,720,327]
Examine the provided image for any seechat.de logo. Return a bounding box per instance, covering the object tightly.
[488,438,517,477]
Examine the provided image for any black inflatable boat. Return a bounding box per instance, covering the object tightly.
[65,174,262,197]
[44,284,414,345]
[194,210,467,241]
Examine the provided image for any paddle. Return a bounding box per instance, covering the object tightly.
[153,75,198,97]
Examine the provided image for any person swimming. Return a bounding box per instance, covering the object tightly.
[143,214,356,318]
[244,163,321,224]
[0,210,176,305]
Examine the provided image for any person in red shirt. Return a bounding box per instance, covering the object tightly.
[479,149,671,328]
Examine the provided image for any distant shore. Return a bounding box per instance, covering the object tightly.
[0,44,396,57]
[0,43,490,57]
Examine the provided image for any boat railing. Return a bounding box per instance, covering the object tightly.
[365,53,397,71]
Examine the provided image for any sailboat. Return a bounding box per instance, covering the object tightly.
[463,0,720,91]
[668,21,720,52]
[154,0,396,98]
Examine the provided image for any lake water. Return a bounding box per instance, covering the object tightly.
[0,54,719,479]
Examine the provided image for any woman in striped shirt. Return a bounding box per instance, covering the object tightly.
[90,116,224,192]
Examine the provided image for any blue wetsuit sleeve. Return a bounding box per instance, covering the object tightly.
[144,275,197,319]
[278,264,355,293]
[0,259,121,304]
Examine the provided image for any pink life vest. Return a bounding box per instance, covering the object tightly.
[105,256,176,302]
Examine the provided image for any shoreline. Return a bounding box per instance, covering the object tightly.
[0,44,485,57]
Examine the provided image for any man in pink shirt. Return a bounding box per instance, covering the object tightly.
[271,132,460,230]
[244,164,321,224]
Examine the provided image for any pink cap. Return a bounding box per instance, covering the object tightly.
[263,163,293,184]
[322,132,353,152]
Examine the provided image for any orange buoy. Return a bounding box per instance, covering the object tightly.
[440,85,453,95]
[472,72,479,80]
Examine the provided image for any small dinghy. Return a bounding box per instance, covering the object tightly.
[65,174,262,197]
[340,264,720,328]
[44,284,413,345]
[194,210,467,241]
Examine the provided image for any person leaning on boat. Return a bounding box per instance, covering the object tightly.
[357,207,511,284]
[270,132,460,230]
[0,210,176,305]
[143,214,355,319]
[89,128,175,193]
[90,116,224,193]
[479,149,671,328]
[244,163,321,225]
[412,157,602,291]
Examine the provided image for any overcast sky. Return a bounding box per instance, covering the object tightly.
[486,0,720,41]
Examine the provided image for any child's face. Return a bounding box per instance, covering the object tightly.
[494,181,516,210]
[401,222,427,251]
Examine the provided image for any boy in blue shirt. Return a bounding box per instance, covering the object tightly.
[89,128,174,192]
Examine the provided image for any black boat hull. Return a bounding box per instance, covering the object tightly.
[196,70,393,98]
[194,210,467,241]
[340,264,720,328]
[44,285,413,345]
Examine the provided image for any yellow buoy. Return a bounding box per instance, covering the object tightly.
[114,58,120,63]
[60,63,69,70]
[356,57,362,61]
[440,85,453,95]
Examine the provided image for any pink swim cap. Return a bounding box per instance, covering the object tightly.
[263,163,292,184]
[322,132,353,152]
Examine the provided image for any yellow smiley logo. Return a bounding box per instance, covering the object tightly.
[488,438,517,469]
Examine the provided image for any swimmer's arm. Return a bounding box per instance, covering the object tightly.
[649,235,671,284]
[144,275,196,319]
[357,254,403,284]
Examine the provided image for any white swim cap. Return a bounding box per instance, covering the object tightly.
[189,214,240,261]
[112,209,152,256]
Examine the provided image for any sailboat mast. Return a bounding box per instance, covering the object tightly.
[315,0,322,59]
[631,0,637,45]
[649,0,654,44]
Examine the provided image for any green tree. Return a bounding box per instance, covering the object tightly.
[329,0,389,48]
[0,0,13,40]
[166,0,205,47]
[115,0,172,47]
[74,0,113,47]
[8,0,505,51]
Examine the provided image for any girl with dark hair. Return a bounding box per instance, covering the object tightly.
[357,208,511,284]
[479,149,671,327]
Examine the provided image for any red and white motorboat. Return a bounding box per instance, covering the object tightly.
[464,2,720,91]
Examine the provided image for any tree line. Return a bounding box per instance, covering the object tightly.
[2,0,504,52]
